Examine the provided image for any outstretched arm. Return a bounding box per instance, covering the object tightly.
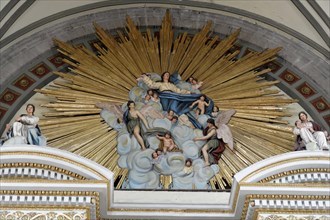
[140,75,161,90]
[156,135,164,140]
[193,129,216,141]
[137,111,150,129]
[205,101,210,107]
[190,100,199,108]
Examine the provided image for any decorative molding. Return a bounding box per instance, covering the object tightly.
[0,162,87,180]
[48,53,66,68]
[0,88,20,106]
[12,74,36,91]
[258,168,330,183]
[29,62,51,78]
[1,146,329,219]
[0,209,89,220]
[0,106,8,120]
[311,97,329,113]
[296,82,317,98]
[279,70,300,85]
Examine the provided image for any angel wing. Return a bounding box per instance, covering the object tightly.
[215,109,236,151]
[215,109,236,126]
[95,102,123,120]
[96,102,125,131]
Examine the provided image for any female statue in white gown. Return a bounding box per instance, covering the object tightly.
[4,104,46,146]
[293,111,329,150]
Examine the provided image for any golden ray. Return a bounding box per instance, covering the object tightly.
[37,11,296,190]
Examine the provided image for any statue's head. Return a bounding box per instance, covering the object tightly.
[200,94,206,101]
[127,100,135,109]
[298,111,308,121]
[164,131,172,138]
[26,103,35,115]
[207,118,216,127]
[161,71,170,82]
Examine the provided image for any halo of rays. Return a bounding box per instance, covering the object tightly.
[36,11,296,190]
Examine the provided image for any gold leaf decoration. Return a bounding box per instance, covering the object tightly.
[36,11,296,190]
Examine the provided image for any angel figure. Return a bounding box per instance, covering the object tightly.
[156,131,177,154]
[193,110,235,165]
[96,101,151,150]
[124,101,150,150]
[189,95,210,115]
[214,109,236,151]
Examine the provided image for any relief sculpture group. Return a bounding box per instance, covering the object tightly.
[97,71,235,189]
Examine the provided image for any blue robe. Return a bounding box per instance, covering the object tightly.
[159,92,214,129]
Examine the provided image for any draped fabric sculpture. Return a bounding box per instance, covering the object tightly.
[36,11,296,190]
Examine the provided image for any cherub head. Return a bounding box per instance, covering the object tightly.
[145,94,151,101]
[185,158,192,167]
[188,77,194,83]
[153,91,159,99]
[200,94,206,101]
[152,151,158,159]
[147,89,154,96]
[171,116,178,124]
[156,148,162,156]
[213,106,219,113]
[164,131,172,139]
[295,119,302,127]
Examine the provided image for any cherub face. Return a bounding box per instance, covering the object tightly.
[165,133,171,138]
[152,152,158,159]
[192,79,197,85]
[147,90,154,96]
[189,77,194,83]
[185,161,191,167]
[295,120,302,126]
[153,93,159,98]
[168,110,174,116]
[200,96,205,101]
[213,106,219,112]
[145,94,151,100]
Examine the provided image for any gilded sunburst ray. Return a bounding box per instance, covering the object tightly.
[36,11,296,190]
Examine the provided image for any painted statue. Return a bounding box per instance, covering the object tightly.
[96,71,236,189]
